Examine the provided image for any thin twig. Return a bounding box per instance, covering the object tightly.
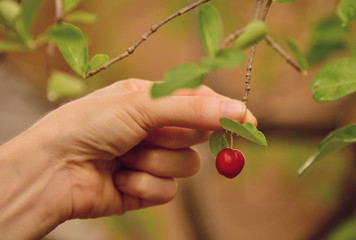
[265,35,304,74]
[243,0,264,104]
[262,0,304,74]
[261,0,272,21]
[86,0,210,78]
[253,0,264,20]
[220,28,244,49]
[54,0,63,23]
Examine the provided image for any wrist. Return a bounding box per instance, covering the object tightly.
[0,117,72,239]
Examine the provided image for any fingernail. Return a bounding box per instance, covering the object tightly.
[221,101,246,119]
[115,173,127,186]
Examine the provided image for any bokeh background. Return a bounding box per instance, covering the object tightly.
[1,0,356,239]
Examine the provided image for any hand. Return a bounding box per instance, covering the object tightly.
[0,79,256,239]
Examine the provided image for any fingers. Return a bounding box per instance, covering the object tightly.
[133,94,247,130]
[110,79,251,130]
[143,127,209,149]
[120,147,200,178]
[114,170,177,204]
[113,146,200,213]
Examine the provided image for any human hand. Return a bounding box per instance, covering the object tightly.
[0,79,256,239]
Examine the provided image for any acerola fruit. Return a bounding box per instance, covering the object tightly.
[216,148,245,178]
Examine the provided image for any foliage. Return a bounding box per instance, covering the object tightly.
[0,0,43,49]
[306,16,353,65]
[209,118,267,157]
[42,23,89,77]
[0,0,355,188]
[337,0,356,26]
[47,71,86,101]
[287,36,308,72]
[198,4,222,58]
[327,216,356,240]
[298,125,356,175]
[310,57,356,102]
[235,21,267,49]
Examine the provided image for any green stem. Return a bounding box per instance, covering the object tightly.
[230,132,234,149]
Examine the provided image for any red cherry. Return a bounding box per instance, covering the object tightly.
[216,148,245,178]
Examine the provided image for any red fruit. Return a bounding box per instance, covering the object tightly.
[216,148,245,178]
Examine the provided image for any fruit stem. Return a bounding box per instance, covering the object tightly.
[230,132,234,149]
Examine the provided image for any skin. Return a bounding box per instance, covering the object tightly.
[0,79,256,239]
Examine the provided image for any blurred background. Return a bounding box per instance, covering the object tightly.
[1,0,356,239]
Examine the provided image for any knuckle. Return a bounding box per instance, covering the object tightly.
[191,96,208,122]
[133,173,151,198]
[161,180,177,202]
[186,150,201,176]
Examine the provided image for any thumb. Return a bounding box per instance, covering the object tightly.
[134,94,248,130]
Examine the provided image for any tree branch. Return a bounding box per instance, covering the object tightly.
[243,0,264,104]
[265,35,304,74]
[261,0,272,21]
[54,0,63,23]
[85,0,211,78]
[220,28,244,49]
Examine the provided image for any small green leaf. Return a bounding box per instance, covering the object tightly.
[198,4,223,58]
[47,71,86,101]
[63,0,82,13]
[65,11,97,24]
[286,37,308,71]
[42,23,89,77]
[200,47,245,70]
[209,131,230,158]
[273,0,298,3]
[337,0,356,26]
[310,57,356,102]
[151,64,209,99]
[0,40,27,51]
[298,124,356,176]
[219,117,267,147]
[0,0,21,27]
[14,0,43,47]
[235,21,267,49]
[306,16,351,65]
[87,54,109,73]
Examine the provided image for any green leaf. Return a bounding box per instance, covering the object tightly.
[273,0,298,3]
[235,21,267,49]
[198,4,223,58]
[47,71,87,101]
[63,0,82,13]
[327,217,356,240]
[65,11,97,24]
[219,117,267,146]
[298,124,356,176]
[200,47,245,70]
[209,131,230,158]
[306,16,352,65]
[42,23,89,77]
[310,57,356,102]
[286,37,308,71]
[0,40,26,51]
[337,0,356,26]
[151,64,209,99]
[15,0,43,47]
[0,0,21,27]
[87,54,109,73]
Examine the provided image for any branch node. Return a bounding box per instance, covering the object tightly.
[127,47,135,54]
